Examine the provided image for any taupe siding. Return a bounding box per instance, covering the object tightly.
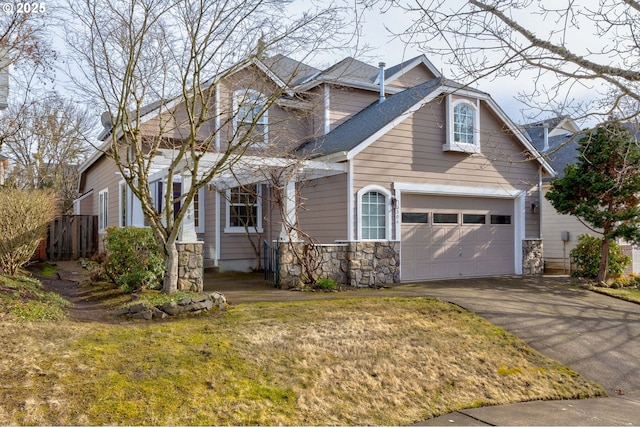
[330,86,378,130]
[297,174,348,243]
[78,155,122,249]
[389,66,436,89]
[352,97,541,238]
[217,184,266,261]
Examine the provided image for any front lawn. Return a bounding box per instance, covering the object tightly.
[0,291,604,425]
[593,286,640,304]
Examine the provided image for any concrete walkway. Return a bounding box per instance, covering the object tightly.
[205,273,640,425]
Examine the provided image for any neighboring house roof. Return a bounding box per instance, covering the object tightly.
[524,118,583,180]
[298,77,556,176]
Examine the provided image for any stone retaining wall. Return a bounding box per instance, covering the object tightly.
[278,240,400,288]
[523,239,543,275]
[112,292,227,320]
[176,242,204,292]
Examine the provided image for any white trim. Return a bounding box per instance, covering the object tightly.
[214,83,221,151]
[393,182,522,198]
[356,184,392,240]
[224,184,263,234]
[444,95,481,154]
[514,194,525,274]
[215,190,221,266]
[323,83,330,135]
[347,160,354,240]
[98,188,109,233]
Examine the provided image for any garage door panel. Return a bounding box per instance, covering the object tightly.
[401,195,515,281]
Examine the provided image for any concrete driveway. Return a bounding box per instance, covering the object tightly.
[207,273,640,424]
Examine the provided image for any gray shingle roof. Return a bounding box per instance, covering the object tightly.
[314,57,379,85]
[261,54,321,87]
[525,126,581,180]
[297,78,443,157]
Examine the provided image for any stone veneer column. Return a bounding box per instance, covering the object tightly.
[522,239,543,275]
[176,242,204,292]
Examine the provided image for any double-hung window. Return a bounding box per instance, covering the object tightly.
[225,184,262,233]
[233,89,268,147]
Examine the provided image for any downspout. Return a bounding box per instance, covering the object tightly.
[378,62,386,103]
[538,166,543,239]
[323,83,330,135]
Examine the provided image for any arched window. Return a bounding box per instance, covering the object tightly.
[454,103,475,144]
[445,96,480,153]
[358,186,391,240]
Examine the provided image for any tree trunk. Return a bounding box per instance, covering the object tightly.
[597,237,610,285]
[164,240,179,294]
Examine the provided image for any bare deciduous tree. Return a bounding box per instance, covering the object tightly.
[1,94,93,213]
[65,0,346,293]
[372,0,640,123]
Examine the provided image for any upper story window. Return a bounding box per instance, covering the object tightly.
[444,95,480,154]
[454,103,475,144]
[225,184,263,233]
[233,89,268,147]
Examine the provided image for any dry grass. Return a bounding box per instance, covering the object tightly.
[0,296,604,425]
[593,286,640,304]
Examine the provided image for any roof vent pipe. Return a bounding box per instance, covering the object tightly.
[543,123,549,152]
[378,62,386,103]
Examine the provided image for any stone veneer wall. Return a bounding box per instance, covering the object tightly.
[522,239,543,275]
[277,241,400,288]
[176,242,204,292]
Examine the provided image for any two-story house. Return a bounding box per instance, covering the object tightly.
[76,54,554,284]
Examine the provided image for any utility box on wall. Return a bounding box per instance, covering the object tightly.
[561,230,570,242]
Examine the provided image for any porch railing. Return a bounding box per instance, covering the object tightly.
[263,239,280,285]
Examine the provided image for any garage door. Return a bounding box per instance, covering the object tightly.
[401,195,514,281]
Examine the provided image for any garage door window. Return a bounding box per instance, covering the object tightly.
[361,191,387,239]
[402,213,429,223]
[463,214,486,224]
[491,214,511,225]
[433,213,458,224]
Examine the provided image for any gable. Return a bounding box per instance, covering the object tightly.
[352,97,540,190]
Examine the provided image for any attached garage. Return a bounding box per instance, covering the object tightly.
[401,194,516,281]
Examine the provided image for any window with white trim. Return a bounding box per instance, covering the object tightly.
[225,184,262,233]
[98,188,108,232]
[357,185,391,240]
[233,89,268,147]
[444,96,480,153]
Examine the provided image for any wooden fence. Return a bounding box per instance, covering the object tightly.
[33,215,98,261]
